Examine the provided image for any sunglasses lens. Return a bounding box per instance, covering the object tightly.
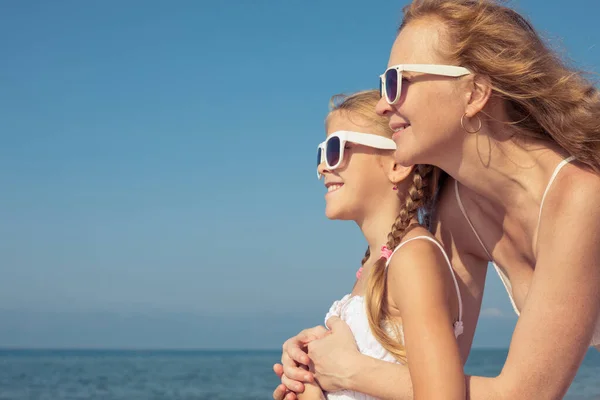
[384,69,397,103]
[317,147,322,168]
[326,136,340,167]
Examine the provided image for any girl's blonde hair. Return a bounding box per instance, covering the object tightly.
[401,0,600,173]
[328,90,443,362]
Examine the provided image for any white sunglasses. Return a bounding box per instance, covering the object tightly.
[316,130,397,179]
[380,64,471,105]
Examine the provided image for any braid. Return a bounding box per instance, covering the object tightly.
[386,164,434,249]
[360,246,371,267]
[365,164,436,363]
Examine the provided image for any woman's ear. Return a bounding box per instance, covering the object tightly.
[465,74,493,117]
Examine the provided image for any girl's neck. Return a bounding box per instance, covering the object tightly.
[357,201,421,259]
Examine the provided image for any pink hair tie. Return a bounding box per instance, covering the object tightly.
[356,246,393,279]
[356,266,364,280]
[380,245,393,260]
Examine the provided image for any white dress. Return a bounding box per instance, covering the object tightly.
[323,236,464,400]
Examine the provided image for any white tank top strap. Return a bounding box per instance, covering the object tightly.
[453,157,576,319]
[454,180,521,315]
[535,155,576,233]
[385,236,463,325]
[454,180,493,260]
[455,156,576,257]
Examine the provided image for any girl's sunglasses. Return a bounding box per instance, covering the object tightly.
[379,64,471,105]
[316,130,397,179]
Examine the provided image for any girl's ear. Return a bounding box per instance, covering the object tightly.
[388,162,414,185]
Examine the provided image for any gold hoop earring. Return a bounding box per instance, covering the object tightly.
[461,113,482,134]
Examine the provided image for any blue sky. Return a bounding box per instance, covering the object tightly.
[0,0,598,349]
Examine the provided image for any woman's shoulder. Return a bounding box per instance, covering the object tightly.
[536,160,600,261]
[543,159,600,218]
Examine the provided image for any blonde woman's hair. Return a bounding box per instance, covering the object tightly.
[401,0,600,173]
[327,90,444,363]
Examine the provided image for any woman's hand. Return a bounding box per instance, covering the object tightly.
[307,316,362,392]
[272,325,330,400]
[277,316,420,400]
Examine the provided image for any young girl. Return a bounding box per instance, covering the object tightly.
[298,90,465,400]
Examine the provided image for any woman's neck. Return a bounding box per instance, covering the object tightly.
[442,129,568,213]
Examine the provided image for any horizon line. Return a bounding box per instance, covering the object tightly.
[0,346,511,352]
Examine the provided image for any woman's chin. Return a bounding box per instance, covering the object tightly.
[393,143,426,167]
[393,150,417,167]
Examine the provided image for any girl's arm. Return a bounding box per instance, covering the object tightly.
[297,363,326,400]
[386,238,465,400]
[296,383,326,400]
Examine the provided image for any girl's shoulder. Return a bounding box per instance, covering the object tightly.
[385,224,459,317]
[386,227,447,273]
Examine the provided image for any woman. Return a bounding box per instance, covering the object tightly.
[274,1,600,399]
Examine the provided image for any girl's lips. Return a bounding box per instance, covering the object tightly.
[325,183,344,193]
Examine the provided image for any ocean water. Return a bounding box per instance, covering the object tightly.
[0,349,598,400]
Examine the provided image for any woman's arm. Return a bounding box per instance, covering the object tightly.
[272,316,416,400]
[466,173,600,399]
[306,317,416,400]
[274,319,458,400]
[273,250,486,400]
[387,238,465,400]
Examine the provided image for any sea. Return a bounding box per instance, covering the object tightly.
[0,348,598,400]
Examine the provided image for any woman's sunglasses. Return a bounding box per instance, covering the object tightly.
[316,131,397,179]
[379,64,471,105]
